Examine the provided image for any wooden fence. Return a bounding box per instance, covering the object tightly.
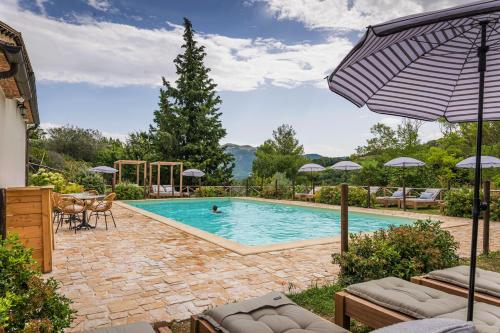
[3,186,53,273]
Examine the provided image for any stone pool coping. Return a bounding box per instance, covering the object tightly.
[116,197,471,255]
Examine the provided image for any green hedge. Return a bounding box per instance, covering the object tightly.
[442,188,500,221]
[195,186,228,197]
[115,182,144,200]
[332,220,459,285]
[315,186,370,207]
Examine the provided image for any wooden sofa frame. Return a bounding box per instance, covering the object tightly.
[411,276,500,307]
[334,291,413,330]
[191,315,218,333]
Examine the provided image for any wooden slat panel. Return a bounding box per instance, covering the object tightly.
[41,188,52,273]
[7,195,42,204]
[6,213,42,226]
[7,225,42,239]
[17,237,42,249]
[6,202,42,215]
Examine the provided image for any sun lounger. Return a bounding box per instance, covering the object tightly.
[412,266,500,307]
[294,187,321,201]
[192,291,349,333]
[334,277,500,332]
[403,188,442,209]
[375,187,411,207]
[150,185,182,197]
[80,322,155,333]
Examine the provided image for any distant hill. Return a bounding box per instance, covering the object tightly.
[224,144,338,179]
[223,144,257,179]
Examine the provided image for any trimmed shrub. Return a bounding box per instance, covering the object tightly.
[0,235,75,332]
[491,196,500,222]
[443,188,474,218]
[76,172,105,193]
[315,186,369,207]
[60,183,84,194]
[332,219,459,285]
[28,169,66,193]
[195,186,228,197]
[115,182,144,200]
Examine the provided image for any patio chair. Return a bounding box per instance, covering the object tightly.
[88,193,116,230]
[51,191,62,225]
[56,197,85,233]
[375,187,411,207]
[334,277,500,333]
[191,291,349,333]
[412,266,500,307]
[403,188,443,209]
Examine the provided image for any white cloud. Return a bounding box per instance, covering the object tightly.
[259,0,470,31]
[0,0,352,92]
[86,0,111,12]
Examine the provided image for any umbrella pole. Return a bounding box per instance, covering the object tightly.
[402,166,406,211]
[467,20,488,322]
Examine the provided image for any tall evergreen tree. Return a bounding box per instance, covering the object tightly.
[150,18,234,184]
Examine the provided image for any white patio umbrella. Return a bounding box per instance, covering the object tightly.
[330,161,362,182]
[298,163,325,194]
[456,156,500,169]
[89,166,118,174]
[328,1,500,319]
[182,168,205,187]
[384,157,425,211]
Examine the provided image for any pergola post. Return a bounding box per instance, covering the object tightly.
[179,163,183,196]
[170,165,174,195]
[136,164,139,185]
[112,162,117,190]
[157,163,161,198]
[118,162,122,183]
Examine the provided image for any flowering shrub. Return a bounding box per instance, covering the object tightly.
[0,235,75,332]
[28,169,66,193]
[332,220,459,285]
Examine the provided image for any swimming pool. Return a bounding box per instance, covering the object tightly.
[127,198,414,246]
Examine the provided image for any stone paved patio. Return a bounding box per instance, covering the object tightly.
[47,200,500,331]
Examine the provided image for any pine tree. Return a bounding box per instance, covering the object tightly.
[150,18,234,184]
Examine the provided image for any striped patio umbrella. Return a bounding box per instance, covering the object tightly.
[330,161,362,182]
[298,163,326,194]
[384,157,425,211]
[327,0,500,320]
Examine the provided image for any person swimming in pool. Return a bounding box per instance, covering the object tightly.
[212,205,222,214]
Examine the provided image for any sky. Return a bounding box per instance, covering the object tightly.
[1,0,470,156]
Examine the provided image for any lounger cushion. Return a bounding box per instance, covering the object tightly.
[436,303,500,333]
[346,277,467,319]
[80,322,155,333]
[371,318,474,333]
[201,292,348,333]
[428,266,500,298]
[392,191,403,197]
[420,192,434,199]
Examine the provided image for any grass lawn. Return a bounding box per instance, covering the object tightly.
[165,252,500,333]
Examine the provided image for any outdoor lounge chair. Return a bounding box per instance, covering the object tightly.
[80,322,155,333]
[402,188,442,209]
[294,187,320,201]
[191,291,349,333]
[150,184,182,197]
[334,277,500,332]
[375,187,411,207]
[412,266,500,307]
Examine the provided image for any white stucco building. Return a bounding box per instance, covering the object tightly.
[0,21,39,188]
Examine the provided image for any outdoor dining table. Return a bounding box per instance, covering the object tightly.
[61,192,105,230]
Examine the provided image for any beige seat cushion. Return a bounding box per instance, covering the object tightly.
[346,277,467,319]
[436,302,500,333]
[80,322,155,333]
[201,292,348,333]
[428,266,500,298]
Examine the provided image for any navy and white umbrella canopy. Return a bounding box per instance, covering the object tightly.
[456,156,500,168]
[89,166,118,174]
[330,161,362,171]
[182,169,205,177]
[328,0,500,320]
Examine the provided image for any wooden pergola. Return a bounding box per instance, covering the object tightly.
[148,161,183,198]
[113,160,148,193]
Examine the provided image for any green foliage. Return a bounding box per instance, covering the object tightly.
[195,186,228,197]
[115,183,144,200]
[150,18,234,184]
[443,188,474,218]
[253,124,308,181]
[332,220,459,285]
[45,125,104,163]
[315,186,369,207]
[492,196,500,222]
[0,235,75,332]
[28,169,66,193]
[75,172,105,193]
[60,183,84,194]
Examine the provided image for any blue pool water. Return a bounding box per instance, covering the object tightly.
[128,198,414,246]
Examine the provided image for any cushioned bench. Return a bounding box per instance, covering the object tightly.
[335,277,500,333]
[191,291,349,333]
[412,266,500,306]
[80,322,155,333]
